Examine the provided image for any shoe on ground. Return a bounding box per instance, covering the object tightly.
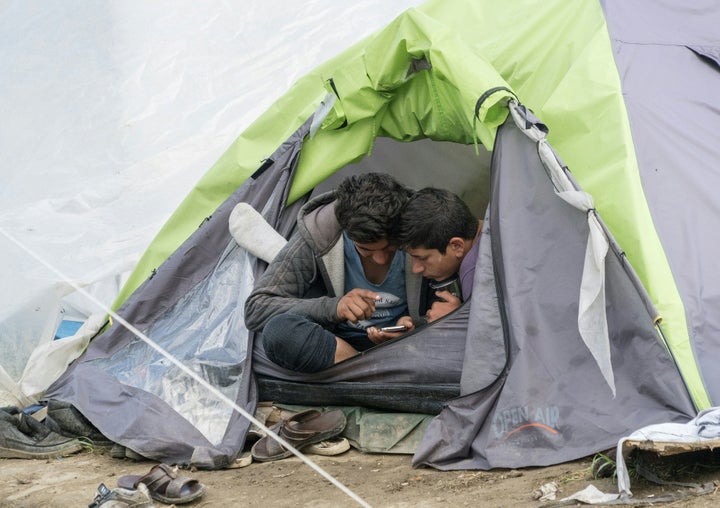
[110,443,147,461]
[0,407,85,459]
[306,436,351,456]
[44,399,114,446]
[88,482,154,507]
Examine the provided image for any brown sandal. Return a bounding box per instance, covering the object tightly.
[251,409,346,462]
[117,463,205,504]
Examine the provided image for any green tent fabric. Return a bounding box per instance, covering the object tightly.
[116,0,709,408]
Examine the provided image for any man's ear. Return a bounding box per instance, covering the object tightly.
[448,237,465,257]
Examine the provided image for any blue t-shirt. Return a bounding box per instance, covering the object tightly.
[334,233,407,343]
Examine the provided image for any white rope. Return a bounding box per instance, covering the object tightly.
[0,226,372,508]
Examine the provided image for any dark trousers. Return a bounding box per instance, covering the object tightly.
[261,314,338,373]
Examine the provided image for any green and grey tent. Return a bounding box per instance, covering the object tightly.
[46,0,719,470]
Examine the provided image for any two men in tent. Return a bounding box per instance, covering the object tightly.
[244,173,481,373]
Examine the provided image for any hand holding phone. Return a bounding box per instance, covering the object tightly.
[368,322,411,345]
[379,325,408,333]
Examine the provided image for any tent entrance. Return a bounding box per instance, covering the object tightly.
[253,135,493,413]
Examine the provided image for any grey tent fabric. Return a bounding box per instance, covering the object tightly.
[412,103,696,470]
[44,119,314,468]
[41,115,473,466]
[43,93,698,470]
[600,0,720,404]
[459,211,505,395]
[44,99,698,470]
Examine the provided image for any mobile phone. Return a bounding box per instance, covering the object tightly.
[429,277,462,300]
[379,325,408,333]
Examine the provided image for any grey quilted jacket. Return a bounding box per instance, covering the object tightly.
[244,191,423,331]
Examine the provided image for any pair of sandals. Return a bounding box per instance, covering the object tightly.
[89,463,206,507]
[88,408,346,506]
[251,408,347,462]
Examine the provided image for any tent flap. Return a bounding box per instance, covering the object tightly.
[414,104,695,470]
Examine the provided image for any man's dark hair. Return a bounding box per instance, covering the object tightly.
[394,187,478,254]
[334,173,412,243]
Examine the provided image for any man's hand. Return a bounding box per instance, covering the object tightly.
[367,316,414,345]
[337,288,379,322]
[426,290,462,323]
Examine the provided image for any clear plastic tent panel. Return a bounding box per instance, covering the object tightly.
[91,243,254,445]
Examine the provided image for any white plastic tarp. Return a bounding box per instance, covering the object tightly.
[0,0,422,405]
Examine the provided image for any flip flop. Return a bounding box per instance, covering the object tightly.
[117,463,205,505]
[251,409,346,462]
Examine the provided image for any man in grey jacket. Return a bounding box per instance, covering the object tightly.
[244,173,423,373]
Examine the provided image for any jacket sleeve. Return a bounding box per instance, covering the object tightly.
[243,233,341,331]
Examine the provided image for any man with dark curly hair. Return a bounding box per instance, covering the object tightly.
[244,173,423,373]
[386,187,482,324]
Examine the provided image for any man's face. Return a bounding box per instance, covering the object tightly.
[353,239,398,267]
[406,245,461,281]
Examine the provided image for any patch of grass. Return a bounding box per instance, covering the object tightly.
[78,436,95,451]
[590,451,622,481]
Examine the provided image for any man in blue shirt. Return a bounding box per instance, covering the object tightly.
[244,173,424,373]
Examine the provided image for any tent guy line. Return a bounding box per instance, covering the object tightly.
[0,226,372,508]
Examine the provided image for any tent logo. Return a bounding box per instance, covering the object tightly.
[492,405,560,440]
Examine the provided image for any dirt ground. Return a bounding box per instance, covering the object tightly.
[2,446,720,508]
